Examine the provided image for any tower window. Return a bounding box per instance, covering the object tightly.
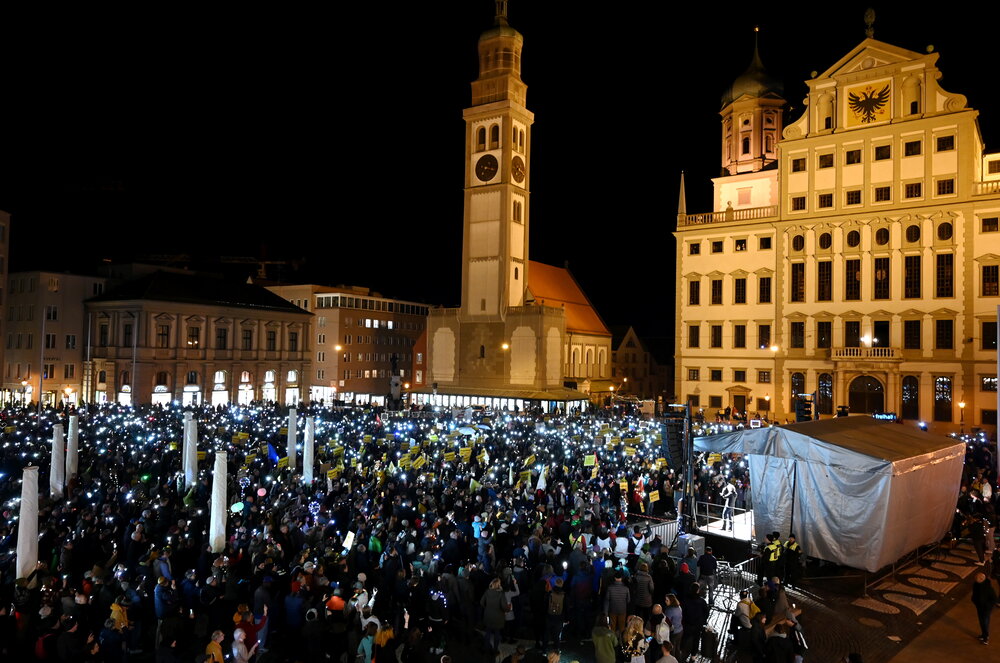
[846,230,861,247]
[476,127,486,152]
[479,345,485,358]
[818,193,833,208]
[846,190,862,205]
[514,266,519,280]
[489,125,499,149]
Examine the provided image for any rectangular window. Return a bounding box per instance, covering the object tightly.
[791,157,806,172]
[936,135,955,151]
[905,182,922,198]
[709,395,722,408]
[289,333,298,352]
[711,279,723,305]
[937,179,955,195]
[734,324,746,348]
[216,327,228,350]
[904,255,922,298]
[687,395,700,407]
[875,186,891,202]
[734,370,746,382]
[688,281,700,306]
[187,327,200,347]
[266,330,277,351]
[935,319,954,349]
[45,333,56,349]
[758,324,771,349]
[983,410,998,426]
[688,369,700,381]
[121,324,133,348]
[688,325,700,348]
[818,193,833,208]
[990,160,1000,174]
[791,196,806,211]
[790,263,805,302]
[43,364,54,380]
[818,153,834,168]
[711,325,723,348]
[734,238,747,252]
[759,236,772,249]
[874,257,890,299]
[983,265,999,296]
[982,376,998,392]
[845,258,861,300]
[845,149,862,164]
[983,217,999,233]
[904,140,922,156]
[936,254,954,297]
[845,320,861,347]
[874,145,891,160]
[65,334,76,350]
[242,329,253,350]
[64,364,75,379]
[45,305,58,320]
[817,320,832,348]
[983,321,998,350]
[790,321,805,348]
[904,320,921,349]
[759,276,772,303]
[710,370,722,382]
[846,190,861,205]
[711,240,723,253]
[688,242,700,255]
[734,278,746,304]
[758,370,771,383]
[817,261,832,301]
[157,325,169,348]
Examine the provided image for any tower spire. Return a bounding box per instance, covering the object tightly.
[677,171,687,225]
[495,0,509,26]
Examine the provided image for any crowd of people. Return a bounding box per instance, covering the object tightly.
[0,401,995,663]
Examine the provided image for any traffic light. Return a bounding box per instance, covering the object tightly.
[795,396,812,422]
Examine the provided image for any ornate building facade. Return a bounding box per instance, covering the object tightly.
[675,35,1000,434]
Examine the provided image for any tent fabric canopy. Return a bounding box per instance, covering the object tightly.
[694,416,964,572]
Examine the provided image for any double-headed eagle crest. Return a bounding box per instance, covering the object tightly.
[848,84,890,123]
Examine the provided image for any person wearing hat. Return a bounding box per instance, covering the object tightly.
[783,534,803,588]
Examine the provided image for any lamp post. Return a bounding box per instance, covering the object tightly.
[959,400,966,436]
[764,394,770,422]
[20,380,28,406]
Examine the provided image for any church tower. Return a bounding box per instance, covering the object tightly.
[720,29,785,175]
[461,1,533,320]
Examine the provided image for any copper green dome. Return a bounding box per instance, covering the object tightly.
[721,46,783,107]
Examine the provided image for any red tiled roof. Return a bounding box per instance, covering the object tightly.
[527,261,610,336]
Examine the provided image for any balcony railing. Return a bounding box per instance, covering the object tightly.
[831,346,901,360]
[678,205,779,227]
[974,180,1000,196]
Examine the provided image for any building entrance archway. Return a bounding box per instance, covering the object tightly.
[848,375,884,414]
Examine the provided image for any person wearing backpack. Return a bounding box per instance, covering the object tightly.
[649,604,671,648]
[543,577,567,653]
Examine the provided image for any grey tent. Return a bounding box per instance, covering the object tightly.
[694,416,964,572]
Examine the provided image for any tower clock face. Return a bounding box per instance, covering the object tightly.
[511,155,526,183]
[475,154,499,182]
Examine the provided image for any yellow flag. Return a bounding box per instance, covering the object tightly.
[619,479,629,493]
[196,451,206,461]
[624,446,637,456]
[591,464,599,479]
[444,452,456,462]
[277,456,289,468]
[523,454,536,467]
[649,490,660,503]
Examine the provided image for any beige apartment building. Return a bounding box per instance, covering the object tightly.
[83,270,311,406]
[3,270,107,405]
[675,36,1000,434]
[266,284,428,405]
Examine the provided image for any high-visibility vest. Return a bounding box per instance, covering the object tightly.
[767,543,782,562]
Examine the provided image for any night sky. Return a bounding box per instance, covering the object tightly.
[2,3,999,352]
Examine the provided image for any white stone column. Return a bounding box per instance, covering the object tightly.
[66,415,79,479]
[16,466,39,579]
[50,424,65,500]
[184,416,198,488]
[302,416,315,484]
[209,451,227,554]
[287,408,297,471]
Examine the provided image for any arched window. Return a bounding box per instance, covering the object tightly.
[513,266,519,280]
[598,348,607,377]
[186,371,198,385]
[476,127,486,152]
[287,370,298,383]
[264,370,276,383]
[98,371,107,384]
[519,130,524,151]
[817,373,833,415]
[901,375,919,420]
[765,133,774,152]
[240,371,251,383]
[120,371,130,387]
[213,370,226,384]
[933,376,952,422]
[489,125,499,149]
[741,136,750,155]
[790,372,805,411]
[155,371,170,386]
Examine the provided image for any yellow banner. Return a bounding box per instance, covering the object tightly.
[444,452,456,462]
[523,454,536,467]
[649,490,660,503]
[169,442,178,451]
[477,451,488,464]
[591,464,599,479]
[238,432,249,439]
[351,457,358,467]
[232,435,241,444]
[413,455,427,469]
[708,453,723,465]
[624,446,637,456]
[277,456,289,468]
[280,427,288,435]
[519,470,532,483]
[245,454,257,463]
[197,451,206,461]
[656,457,667,468]
[3,426,13,433]
[619,479,628,493]
[327,469,337,479]
[584,454,596,467]
[459,446,472,460]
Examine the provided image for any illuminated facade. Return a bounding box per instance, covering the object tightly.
[675,36,1000,434]
[424,7,607,410]
[266,283,428,405]
[83,271,311,406]
[3,270,106,405]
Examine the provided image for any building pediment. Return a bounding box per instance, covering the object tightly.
[239,319,257,327]
[870,309,894,317]
[184,315,205,325]
[729,269,749,278]
[817,39,926,80]
[706,270,726,278]
[213,317,232,326]
[813,310,835,319]
[899,309,925,318]
[754,268,774,277]
[841,310,864,318]
[683,272,703,280]
[787,311,809,319]
[929,308,959,317]
[975,254,1000,263]
[154,312,174,322]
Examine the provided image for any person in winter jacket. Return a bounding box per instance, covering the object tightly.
[603,570,630,638]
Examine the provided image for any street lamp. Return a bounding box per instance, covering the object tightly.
[959,401,966,435]
[501,342,509,350]
[764,394,770,421]
[20,380,28,406]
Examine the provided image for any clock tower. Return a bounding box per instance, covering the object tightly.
[461,1,533,319]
